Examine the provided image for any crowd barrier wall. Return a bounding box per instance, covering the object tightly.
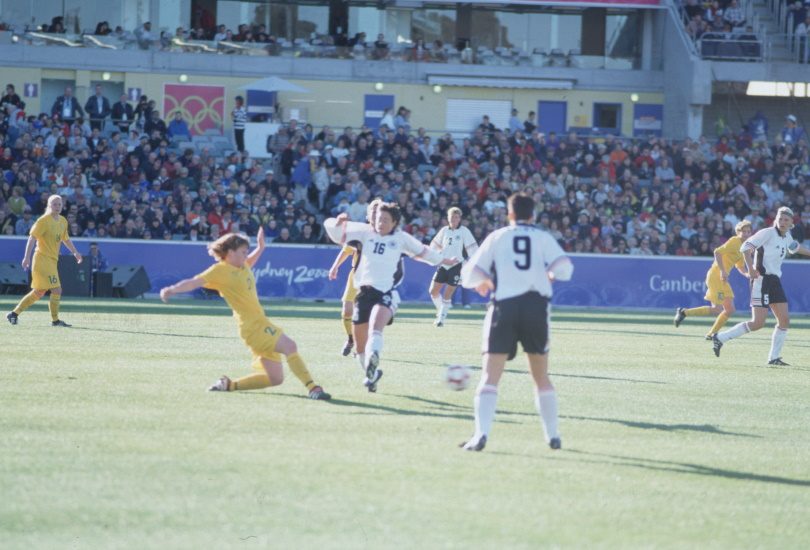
[1,237,809,312]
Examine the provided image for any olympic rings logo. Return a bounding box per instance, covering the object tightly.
[164,93,224,134]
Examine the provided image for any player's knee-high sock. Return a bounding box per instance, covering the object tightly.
[231,373,272,391]
[356,352,366,376]
[342,316,352,337]
[708,312,730,335]
[440,299,451,320]
[286,352,316,391]
[48,293,61,322]
[431,294,442,311]
[768,327,788,361]
[534,389,559,442]
[366,330,383,358]
[13,290,41,315]
[685,306,712,316]
[473,384,498,438]
[717,321,750,343]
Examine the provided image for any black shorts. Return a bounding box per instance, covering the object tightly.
[432,263,462,286]
[483,291,550,360]
[353,286,400,325]
[750,274,787,308]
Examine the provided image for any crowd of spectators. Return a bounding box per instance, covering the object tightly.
[22,14,467,63]
[1,85,809,258]
[681,0,762,60]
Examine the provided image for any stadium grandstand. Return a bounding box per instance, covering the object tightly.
[0,0,807,256]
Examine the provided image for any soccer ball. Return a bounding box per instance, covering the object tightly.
[445,364,471,391]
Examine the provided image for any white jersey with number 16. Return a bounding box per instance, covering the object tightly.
[461,223,569,301]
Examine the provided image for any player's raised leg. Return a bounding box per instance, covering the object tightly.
[364,304,392,391]
[7,288,46,324]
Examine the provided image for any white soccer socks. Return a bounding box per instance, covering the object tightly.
[769,326,788,361]
[534,389,560,442]
[439,299,451,320]
[473,384,498,440]
[718,321,750,343]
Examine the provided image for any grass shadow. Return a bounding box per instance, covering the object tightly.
[565,449,810,487]
[70,326,235,339]
[563,414,761,438]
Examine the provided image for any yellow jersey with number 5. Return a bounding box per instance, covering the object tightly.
[199,261,265,332]
[31,214,68,260]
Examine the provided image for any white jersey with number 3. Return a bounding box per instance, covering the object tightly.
[743,226,795,278]
[461,223,568,301]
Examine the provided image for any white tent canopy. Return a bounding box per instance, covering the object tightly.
[237,76,310,94]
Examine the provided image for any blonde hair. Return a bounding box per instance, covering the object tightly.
[208,232,250,260]
[734,220,752,235]
[447,207,462,218]
[775,206,795,228]
[46,194,62,214]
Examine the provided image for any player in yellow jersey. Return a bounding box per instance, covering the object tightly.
[327,198,382,357]
[674,220,752,339]
[159,228,331,400]
[7,195,83,326]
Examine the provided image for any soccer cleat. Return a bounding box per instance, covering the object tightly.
[549,437,562,450]
[51,319,71,327]
[341,336,354,357]
[365,351,380,382]
[308,385,332,400]
[433,319,444,327]
[208,375,231,392]
[364,369,383,393]
[767,357,791,366]
[673,307,686,328]
[6,311,18,325]
[712,334,723,357]
[459,434,487,451]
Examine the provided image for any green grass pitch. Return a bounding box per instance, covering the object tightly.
[2,297,810,548]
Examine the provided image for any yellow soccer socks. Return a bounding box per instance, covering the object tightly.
[287,352,316,391]
[13,290,41,315]
[231,373,272,391]
[685,306,712,316]
[709,312,730,335]
[48,293,61,322]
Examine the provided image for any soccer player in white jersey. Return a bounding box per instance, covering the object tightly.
[428,207,478,327]
[328,199,383,356]
[324,202,457,391]
[713,206,810,365]
[459,193,573,452]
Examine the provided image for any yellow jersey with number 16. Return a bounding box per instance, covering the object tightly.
[31,214,68,260]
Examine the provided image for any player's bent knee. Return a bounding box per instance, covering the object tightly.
[268,371,284,386]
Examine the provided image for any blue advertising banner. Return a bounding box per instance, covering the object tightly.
[633,103,664,137]
[363,94,395,130]
[246,90,277,115]
[2,237,810,311]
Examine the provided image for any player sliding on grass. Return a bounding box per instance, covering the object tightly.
[674,220,752,340]
[459,192,573,452]
[328,199,383,357]
[159,228,331,400]
[428,207,478,327]
[324,202,457,392]
[712,206,810,366]
[7,194,82,327]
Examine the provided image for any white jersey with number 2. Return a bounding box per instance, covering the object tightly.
[461,223,568,301]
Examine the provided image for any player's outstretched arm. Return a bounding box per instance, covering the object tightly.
[246,226,265,267]
[160,276,206,303]
[323,216,368,246]
[328,246,354,280]
[791,243,810,258]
